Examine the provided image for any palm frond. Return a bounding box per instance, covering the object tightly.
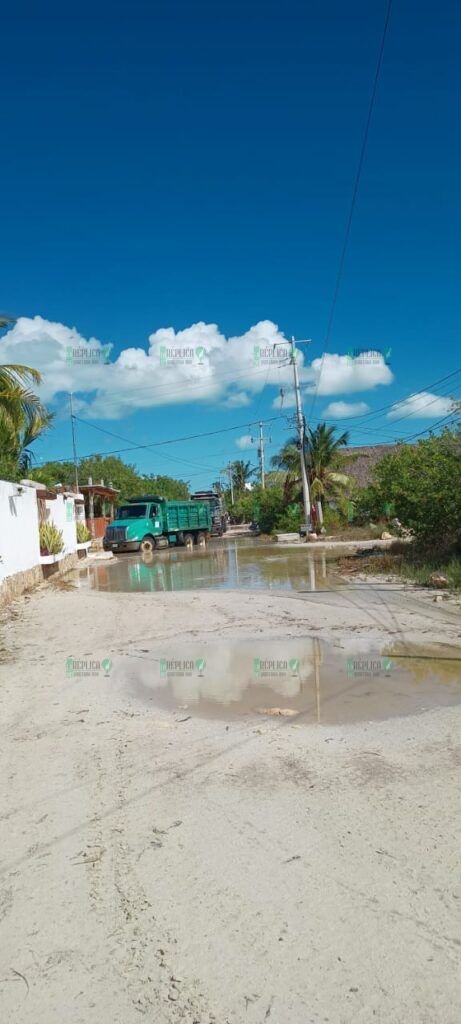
[0,364,42,388]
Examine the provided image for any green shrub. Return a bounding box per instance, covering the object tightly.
[352,487,387,525]
[231,492,255,524]
[39,522,64,555]
[256,487,287,534]
[231,485,288,534]
[76,521,91,543]
[322,506,344,532]
[274,503,303,533]
[359,428,461,540]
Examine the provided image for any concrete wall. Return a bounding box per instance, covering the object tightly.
[0,481,85,601]
[0,480,41,584]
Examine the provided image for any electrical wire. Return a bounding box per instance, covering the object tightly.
[308,0,393,422]
[333,368,461,424]
[397,410,460,442]
[45,364,459,472]
[50,413,285,465]
[307,366,461,433]
[338,410,460,448]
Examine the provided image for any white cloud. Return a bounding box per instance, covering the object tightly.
[222,391,251,408]
[301,352,393,396]
[0,316,394,421]
[235,434,255,450]
[386,392,455,420]
[0,316,296,420]
[321,401,370,418]
[273,352,393,409]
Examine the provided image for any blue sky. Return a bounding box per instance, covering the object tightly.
[1,0,460,488]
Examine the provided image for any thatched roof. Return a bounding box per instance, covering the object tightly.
[339,444,411,488]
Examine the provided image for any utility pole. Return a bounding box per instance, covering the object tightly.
[227,464,234,506]
[69,392,79,493]
[258,421,266,489]
[290,337,312,531]
[250,422,269,488]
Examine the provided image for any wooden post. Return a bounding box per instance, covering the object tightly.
[89,489,95,538]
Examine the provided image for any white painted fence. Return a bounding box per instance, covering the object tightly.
[0,480,83,586]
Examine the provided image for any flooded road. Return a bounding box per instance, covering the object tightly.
[80,538,343,593]
[74,538,461,724]
[108,637,461,725]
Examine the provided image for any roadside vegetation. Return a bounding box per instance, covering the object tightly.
[340,424,461,589]
[225,419,461,590]
[225,422,354,534]
[29,454,190,503]
[0,316,53,479]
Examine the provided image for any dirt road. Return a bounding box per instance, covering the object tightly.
[1,584,460,1023]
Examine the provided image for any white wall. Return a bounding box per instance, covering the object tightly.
[0,481,41,583]
[0,481,83,585]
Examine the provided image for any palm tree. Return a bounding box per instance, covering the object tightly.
[0,315,14,330]
[271,424,351,525]
[231,460,256,493]
[0,367,53,477]
[0,404,53,475]
[270,438,301,504]
[305,423,350,525]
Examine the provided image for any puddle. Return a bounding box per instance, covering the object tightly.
[79,539,343,594]
[107,637,461,724]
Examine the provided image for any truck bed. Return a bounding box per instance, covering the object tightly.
[164,501,210,532]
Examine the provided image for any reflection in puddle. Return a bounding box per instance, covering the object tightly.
[80,540,343,593]
[109,637,461,724]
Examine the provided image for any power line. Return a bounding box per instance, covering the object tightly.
[308,0,393,422]
[55,368,459,474]
[340,410,460,448]
[310,365,461,426]
[68,414,260,475]
[397,410,460,442]
[376,389,459,429]
[42,410,459,477]
[49,413,285,465]
[342,369,461,423]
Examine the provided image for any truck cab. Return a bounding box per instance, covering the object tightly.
[103,499,164,553]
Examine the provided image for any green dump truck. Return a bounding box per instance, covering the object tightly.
[103,496,211,554]
[190,490,227,536]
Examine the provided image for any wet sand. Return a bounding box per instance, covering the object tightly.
[1,581,460,1023]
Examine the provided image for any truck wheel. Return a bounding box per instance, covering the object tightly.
[140,535,156,554]
[183,533,194,549]
[196,531,206,548]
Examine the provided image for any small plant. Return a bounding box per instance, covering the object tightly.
[274,503,303,534]
[76,521,91,543]
[39,522,64,555]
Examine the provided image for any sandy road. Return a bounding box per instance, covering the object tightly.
[0,583,460,1023]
